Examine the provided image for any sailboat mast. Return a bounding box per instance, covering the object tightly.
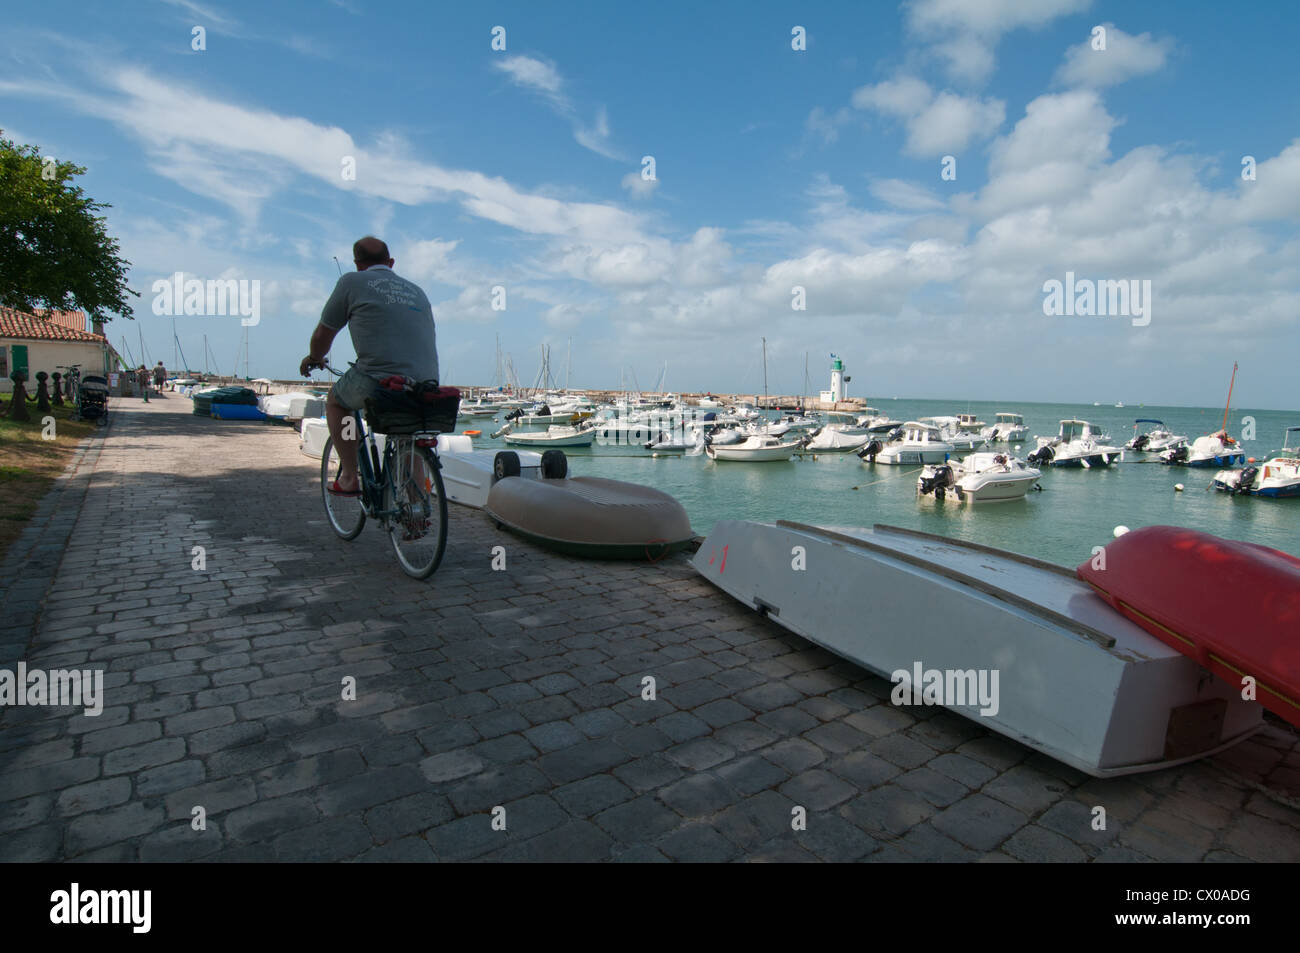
[566,337,572,392]
[761,337,768,407]
[204,334,209,376]
[1221,362,1238,434]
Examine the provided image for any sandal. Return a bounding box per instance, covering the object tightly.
[328,479,362,497]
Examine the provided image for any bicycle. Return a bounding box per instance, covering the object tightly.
[55,364,83,421]
[312,362,449,578]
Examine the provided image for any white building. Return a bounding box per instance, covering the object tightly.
[0,308,117,393]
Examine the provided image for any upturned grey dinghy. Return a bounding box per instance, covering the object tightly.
[486,455,693,560]
[692,520,1262,777]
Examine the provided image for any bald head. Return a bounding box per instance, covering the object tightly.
[353,236,393,270]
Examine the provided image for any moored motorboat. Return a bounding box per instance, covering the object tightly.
[692,520,1262,776]
[871,421,954,465]
[1212,427,1300,498]
[500,423,595,447]
[981,412,1029,443]
[917,452,1042,502]
[705,433,804,461]
[1125,419,1187,453]
[805,426,871,452]
[1161,430,1246,467]
[1029,420,1122,468]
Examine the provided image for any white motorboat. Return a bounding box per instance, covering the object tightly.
[1161,430,1246,467]
[871,421,956,465]
[857,407,903,433]
[921,416,987,452]
[259,391,325,420]
[1212,427,1300,498]
[705,426,745,446]
[705,433,803,462]
[696,396,723,408]
[917,452,1041,503]
[981,412,1029,443]
[1125,419,1187,453]
[692,520,1261,777]
[1029,420,1122,468]
[499,423,595,447]
[821,411,871,436]
[805,426,872,453]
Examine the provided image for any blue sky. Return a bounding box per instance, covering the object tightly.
[2,0,1298,408]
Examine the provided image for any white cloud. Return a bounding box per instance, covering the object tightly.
[905,0,1091,84]
[870,178,947,211]
[851,76,932,116]
[493,55,567,106]
[621,170,659,199]
[492,55,621,159]
[852,77,1003,156]
[805,106,855,145]
[1055,24,1173,88]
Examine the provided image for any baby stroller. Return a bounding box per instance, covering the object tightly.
[78,375,110,427]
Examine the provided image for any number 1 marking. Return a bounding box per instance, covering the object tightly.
[719,544,728,574]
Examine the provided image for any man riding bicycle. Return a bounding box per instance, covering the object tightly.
[300,236,440,496]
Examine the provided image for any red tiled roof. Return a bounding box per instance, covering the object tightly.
[0,307,106,343]
[47,309,87,332]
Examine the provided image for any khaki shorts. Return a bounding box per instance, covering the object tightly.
[330,367,382,411]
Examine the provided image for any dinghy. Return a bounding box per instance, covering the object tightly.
[693,520,1261,776]
[1078,526,1300,728]
[485,459,693,559]
[705,433,804,461]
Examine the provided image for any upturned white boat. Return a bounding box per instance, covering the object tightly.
[871,421,955,465]
[1029,420,1122,468]
[981,412,1029,443]
[692,520,1261,777]
[705,433,803,461]
[260,391,325,420]
[917,452,1042,502]
[1212,427,1300,498]
[501,424,595,447]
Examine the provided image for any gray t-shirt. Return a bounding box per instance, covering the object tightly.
[320,265,440,382]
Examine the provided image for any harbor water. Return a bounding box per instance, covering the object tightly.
[481,399,1298,568]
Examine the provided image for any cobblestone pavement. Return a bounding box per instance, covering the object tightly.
[2,395,1298,862]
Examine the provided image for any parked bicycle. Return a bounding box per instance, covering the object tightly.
[312,362,457,578]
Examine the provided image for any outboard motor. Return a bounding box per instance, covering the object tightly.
[988,427,1000,442]
[537,403,551,416]
[1028,445,1054,466]
[918,465,954,498]
[504,408,523,422]
[1234,466,1259,495]
[1164,445,1189,465]
[857,439,884,462]
[886,426,903,443]
[1130,433,1150,451]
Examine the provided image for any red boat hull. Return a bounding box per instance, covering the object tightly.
[1077,526,1300,728]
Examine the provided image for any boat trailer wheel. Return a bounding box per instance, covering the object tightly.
[494,450,521,480]
[541,449,568,480]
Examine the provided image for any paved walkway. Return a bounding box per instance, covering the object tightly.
[1,395,1297,862]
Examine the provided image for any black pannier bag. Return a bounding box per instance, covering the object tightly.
[364,379,460,435]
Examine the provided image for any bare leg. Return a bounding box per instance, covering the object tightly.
[327,393,359,491]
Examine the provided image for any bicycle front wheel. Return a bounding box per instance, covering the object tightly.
[321,435,367,540]
[384,440,448,579]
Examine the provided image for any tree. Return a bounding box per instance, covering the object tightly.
[0,132,136,323]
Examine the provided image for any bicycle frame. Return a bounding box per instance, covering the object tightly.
[349,409,442,525]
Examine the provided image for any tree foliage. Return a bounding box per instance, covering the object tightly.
[0,132,136,323]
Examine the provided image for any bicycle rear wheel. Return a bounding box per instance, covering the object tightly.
[321,435,367,540]
[384,440,448,578]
